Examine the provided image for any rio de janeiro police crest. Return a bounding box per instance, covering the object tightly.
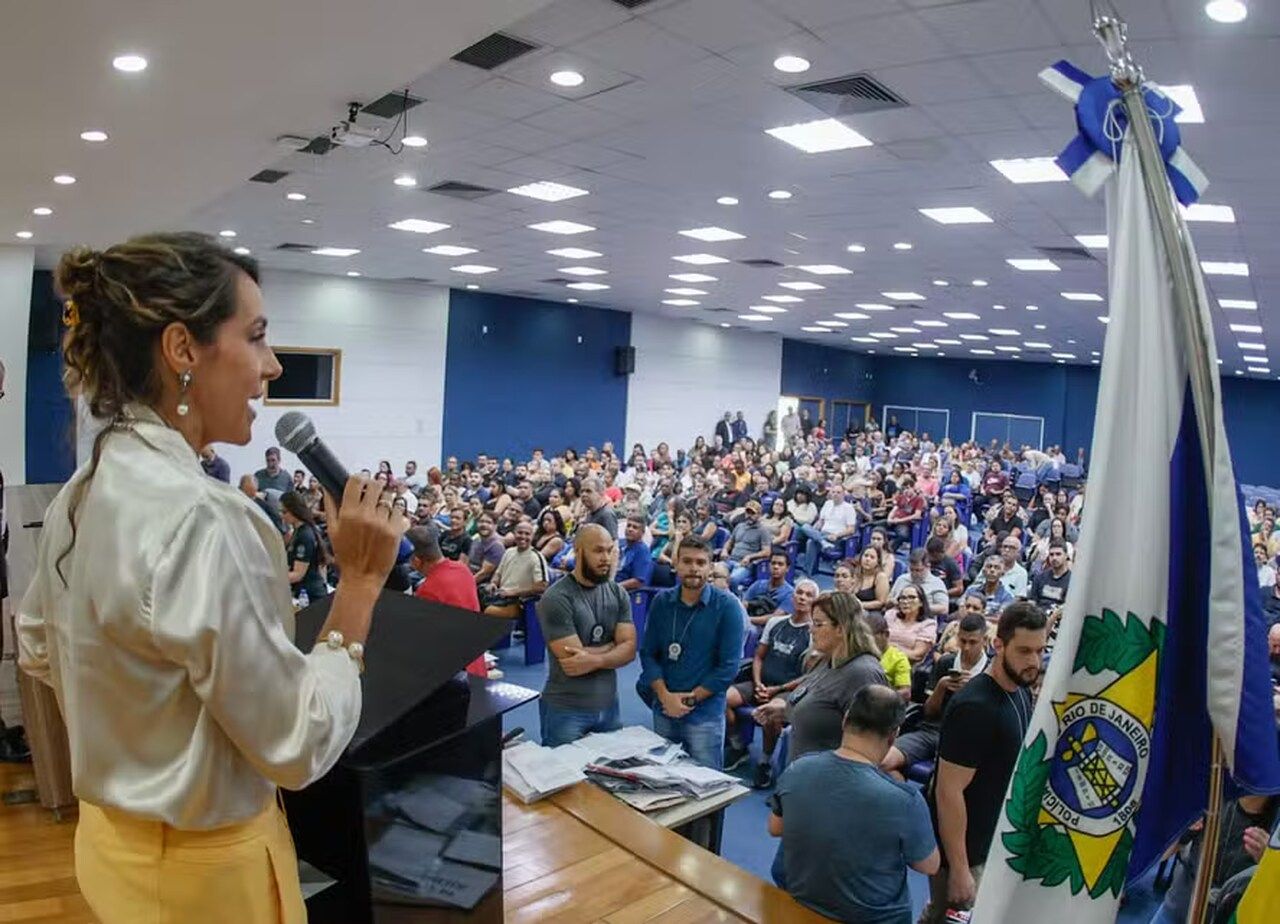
[1001,609,1164,898]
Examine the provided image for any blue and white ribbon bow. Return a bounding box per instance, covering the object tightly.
[1038,59,1207,206]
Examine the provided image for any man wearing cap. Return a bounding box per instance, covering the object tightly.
[536,524,636,746]
[719,499,772,592]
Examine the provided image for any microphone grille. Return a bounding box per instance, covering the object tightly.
[275,411,317,453]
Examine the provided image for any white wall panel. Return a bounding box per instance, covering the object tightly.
[216,270,448,482]
[625,313,782,455]
[0,246,35,485]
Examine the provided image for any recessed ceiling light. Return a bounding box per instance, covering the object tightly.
[766,118,873,154]
[739,314,772,321]
[1242,354,1268,364]
[894,346,919,353]
[773,55,811,74]
[393,174,418,188]
[53,174,76,185]
[720,322,731,328]
[547,247,601,259]
[990,328,1020,336]
[1205,1,1249,24]
[233,246,251,255]
[768,189,793,200]
[890,326,921,334]
[944,312,981,320]
[80,130,108,143]
[346,271,362,277]
[716,196,739,206]
[893,242,913,251]
[1230,323,1263,333]
[850,336,877,343]
[932,279,949,287]
[550,70,585,88]
[1181,203,1235,223]
[300,218,315,225]
[882,291,925,301]
[1075,234,1109,248]
[665,287,707,296]
[972,279,988,287]
[567,281,609,291]
[995,345,1022,353]
[670,272,717,283]
[833,312,870,321]
[1007,258,1060,271]
[779,281,825,291]
[868,333,898,339]
[993,304,1007,310]
[559,266,608,276]
[1025,341,1052,349]
[1156,84,1205,123]
[423,245,478,256]
[15,231,33,240]
[801,326,834,333]
[32,207,52,216]
[451,264,498,275]
[1061,292,1104,302]
[1202,261,1249,276]
[1248,366,1271,374]
[919,206,993,225]
[286,192,307,201]
[402,134,428,148]
[916,320,948,328]
[673,253,730,265]
[389,218,450,234]
[311,247,360,257]
[528,220,595,235]
[988,157,1068,184]
[856,303,896,312]
[663,299,700,307]
[1220,299,1257,310]
[970,349,995,355]
[960,334,989,341]
[936,339,962,345]
[112,54,148,73]
[1052,352,1078,360]
[797,264,851,275]
[815,320,848,327]
[218,229,237,238]
[466,284,480,290]
[1034,323,1047,330]
[1238,341,1266,350]
[568,297,579,303]
[748,305,788,314]
[762,294,802,303]
[678,226,745,242]
[508,181,589,202]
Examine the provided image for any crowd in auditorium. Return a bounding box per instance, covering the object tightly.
[199,406,1280,924]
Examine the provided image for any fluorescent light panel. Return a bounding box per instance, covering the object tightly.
[833,312,870,320]
[1220,299,1257,310]
[989,157,1067,184]
[507,181,588,202]
[311,247,360,257]
[670,273,717,283]
[528,220,595,235]
[665,287,707,296]
[919,206,993,225]
[1229,323,1263,333]
[678,226,744,242]
[944,312,981,320]
[450,264,497,275]
[547,247,601,259]
[1061,292,1104,302]
[882,291,925,301]
[1180,203,1235,223]
[673,253,730,265]
[801,326,834,333]
[1075,234,1108,248]
[389,218,450,234]
[559,266,607,276]
[1156,84,1204,124]
[1202,261,1249,276]
[765,118,873,154]
[663,299,699,307]
[779,281,825,291]
[1007,258,1060,271]
[567,281,609,291]
[856,303,895,312]
[797,264,852,275]
[762,295,802,303]
[422,245,476,256]
[748,305,787,314]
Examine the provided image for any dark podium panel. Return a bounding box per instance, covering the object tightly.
[285,591,538,923]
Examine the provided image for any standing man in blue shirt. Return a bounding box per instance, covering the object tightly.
[616,515,653,591]
[639,535,745,768]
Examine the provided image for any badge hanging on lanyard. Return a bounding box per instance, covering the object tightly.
[668,642,682,662]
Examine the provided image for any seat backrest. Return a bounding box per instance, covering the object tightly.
[713,526,730,549]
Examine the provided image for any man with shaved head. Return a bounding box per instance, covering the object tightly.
[535,523,636,745]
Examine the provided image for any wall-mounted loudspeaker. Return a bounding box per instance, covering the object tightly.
[615,345,636,376]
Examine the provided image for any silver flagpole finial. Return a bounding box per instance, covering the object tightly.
[1090,0,1142,84]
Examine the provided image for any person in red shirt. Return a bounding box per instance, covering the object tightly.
[887,475,927,552]
[974,459,1010,520]
[407,524,489,678]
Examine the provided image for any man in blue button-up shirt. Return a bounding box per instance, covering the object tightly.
[639,535,745,768]
[616,515,653,591]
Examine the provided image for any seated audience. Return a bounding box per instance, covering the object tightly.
[720,500,772,591]
[743,549,796,628]
[966,554,1015,617]
[439,507,472,562]
[407,524,488,679]
[986,492,1026,540]
[1254,543,1275,589]
[865,612,912,700]
[886,476,926,551]
[997,534,1029,599]
[884,582,937,665]
[798,482,860,576]
[532,509,567,564]
[480,520,549,618]
[769,685,939,924]
[760,496,794,545]
[238,473,284,533]
[280,491,329,602]
[467,513,506,585]
[925,536,964,604]
[616,515,654,591]
[849,547,892,612]
[890,550,948,618]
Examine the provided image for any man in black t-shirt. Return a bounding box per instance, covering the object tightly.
[986,492,1026,540]
[920,602,1047,923]
[438,507,473,562]
[1030,541,1072,612]
[926,536,964,605]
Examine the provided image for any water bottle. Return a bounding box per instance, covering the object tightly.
[297,588,309,609]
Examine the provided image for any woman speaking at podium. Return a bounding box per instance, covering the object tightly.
[14,233,406,923]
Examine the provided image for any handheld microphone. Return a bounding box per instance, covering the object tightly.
[275,412,350,507]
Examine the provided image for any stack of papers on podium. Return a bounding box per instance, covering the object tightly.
[502,741,585,803]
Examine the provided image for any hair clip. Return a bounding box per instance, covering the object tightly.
[62,300,80,327]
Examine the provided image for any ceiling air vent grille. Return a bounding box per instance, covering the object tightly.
[452,32,538,70]
[300,135,335,156]
[362,92,424,119]
[739,258,785,268]
[426,180,501,200]
[1036,245,1096,262]
[274,243,315,253]
[788,72,908,116]
[704,307,733,313]
[541,277,573,285]
[250,169,289,184]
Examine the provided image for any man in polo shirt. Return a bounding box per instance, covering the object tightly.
[798,481,860,576]
[408,524,489,679]
[890,549,950,618]
[616,515,654,591]
[536,524,636,746]
[481,519,549,618]
[720,500,772,591]
[579,476,618,539]
[467,513,506,585]
[886,475,926,551]
[639,536,745,769]
[998,534,1029,599]
[254,446,293,496]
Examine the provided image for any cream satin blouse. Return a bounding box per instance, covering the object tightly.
[17,405,360,830]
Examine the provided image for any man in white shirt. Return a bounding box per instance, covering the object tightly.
[781,407,802,446]
[890,550,949,618]
[403,460,425,492]
[800,482,860,576]
[391,480,418,515]
[998,535,1029,599]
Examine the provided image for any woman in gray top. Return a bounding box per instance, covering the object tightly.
[753,592,887,783]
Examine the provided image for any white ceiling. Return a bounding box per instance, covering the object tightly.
[13,0,1280,378]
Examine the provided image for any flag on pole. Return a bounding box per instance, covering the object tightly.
[973,64,1280,923]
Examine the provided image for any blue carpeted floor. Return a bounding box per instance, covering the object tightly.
[495,582,1162,922]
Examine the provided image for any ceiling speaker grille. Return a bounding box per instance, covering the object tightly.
[452,32,538,70]
[426,180,500,200]
[788,72,908,116]
[249,169,289,184]
[362,92,425,119]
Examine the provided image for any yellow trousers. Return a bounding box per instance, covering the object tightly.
[74,796,307,924]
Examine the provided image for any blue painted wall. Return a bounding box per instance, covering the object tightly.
[25,270,75,484]
[441,290,631,462]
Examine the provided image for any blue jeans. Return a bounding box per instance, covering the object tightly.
[728,561,756,592]
[652,708,726,769]
[539,698,622,747]
[796,524,831,574]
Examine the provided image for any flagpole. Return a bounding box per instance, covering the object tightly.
[1088,4,1226,923]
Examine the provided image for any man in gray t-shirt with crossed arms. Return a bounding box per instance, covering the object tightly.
[535,524,636,746]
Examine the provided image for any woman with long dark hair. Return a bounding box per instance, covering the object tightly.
[280,491,330,602]
[15,234,405,923]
